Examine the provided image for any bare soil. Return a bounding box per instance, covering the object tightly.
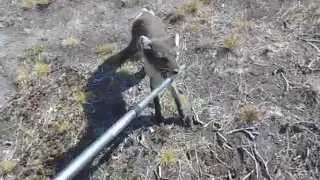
[0,0,319,180]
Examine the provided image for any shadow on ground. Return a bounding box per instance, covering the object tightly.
[52,53,146,179]
[52,54,187,179]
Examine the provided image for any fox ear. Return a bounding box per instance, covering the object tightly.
[139,35,152,50]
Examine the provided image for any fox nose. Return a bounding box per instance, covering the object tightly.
[172,68,179,74]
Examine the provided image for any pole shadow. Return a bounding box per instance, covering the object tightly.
[52,54,188,179]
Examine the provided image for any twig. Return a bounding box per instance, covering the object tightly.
[241,170,254,180]
[228,170,233,180]
[242,147,259,180]
[137,134,150,149]
[227,127,260,141]
[158,165,162,178]
[191,106,204,126]
[154,163,161,180]
[217,132,233,150]
[210,149,229,168]
[302,39,320,43]
[279,71,290,92]
[301,39,320,68]
[253,145,272,180]
[194,146,202,178]
[178,160,182,180]
[203,119,214,128]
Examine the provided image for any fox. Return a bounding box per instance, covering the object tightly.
[109,8,195,126]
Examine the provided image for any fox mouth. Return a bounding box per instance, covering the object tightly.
[159,67,179,78]
[160,70,179,79]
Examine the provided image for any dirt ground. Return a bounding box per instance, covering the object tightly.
[0,0,320,179]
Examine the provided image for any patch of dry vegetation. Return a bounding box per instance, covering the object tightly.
[0,160,17,175]
[34,60,51,78]
[2,0,320,180]
[61,36,80,47]
[178,0,202,15]
[95,1,320,180]
[21,0,50,9]
[236,104,263,123]
[159,148,176,166]
[96,43,119,62]
[222,34,241,50]
[1,48,88,178]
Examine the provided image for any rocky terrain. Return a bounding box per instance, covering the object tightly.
[0,0,319,179]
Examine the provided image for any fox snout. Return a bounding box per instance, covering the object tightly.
[172,68,179,74]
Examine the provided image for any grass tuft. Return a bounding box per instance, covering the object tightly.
[73,90,95,105]
[62,36,80,47]
[74,91,87,105]
[54,120,71,134]
[34,60,51,77]
[160,149,176,166]
[199,0,210,4]
[223,34,240,50]
[21,0,50,9]
[36,0,49,5]
[179,0,201,15]
[0,160,17,174]
[237,104,262,122]
[96,43,119,61]
[232,20,256,30]
[16,67,29,84]
[21,0,34,9]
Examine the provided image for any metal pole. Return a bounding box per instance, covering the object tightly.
[53,77,174,180]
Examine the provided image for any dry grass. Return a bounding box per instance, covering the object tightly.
[236,104,263,123]
[16,67,29,85]
[54,120,72,134]
[186,23,201,32]
[21,0,50,9]
[179,0,202,15]
[62,36,80,47]
[0,60,88,179]
[223,34,241,50]
[232,20,256,31]
[0,160,17,175]
[2,0,320,180]
[159,149,176,166]
[21,0,34,9]
[34,60,51,78]
[96,43,119,62]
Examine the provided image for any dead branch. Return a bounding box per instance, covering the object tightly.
[253,145,272,180]
[227,127,260,141]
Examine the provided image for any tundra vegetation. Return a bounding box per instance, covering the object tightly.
[0,0,319,179]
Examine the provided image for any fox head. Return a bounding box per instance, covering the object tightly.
[139,35,181,77]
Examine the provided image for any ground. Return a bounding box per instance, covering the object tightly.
[0,0,320,179]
